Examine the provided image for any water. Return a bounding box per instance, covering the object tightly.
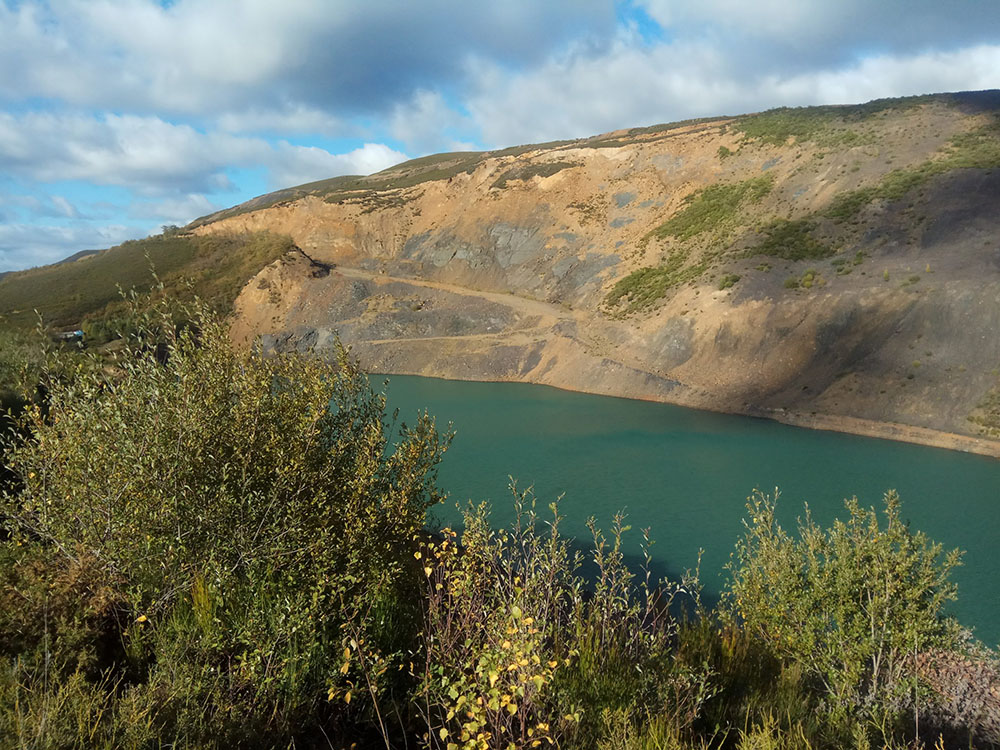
[381,374,1000,646]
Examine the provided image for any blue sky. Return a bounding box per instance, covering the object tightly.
[1,0,999,271]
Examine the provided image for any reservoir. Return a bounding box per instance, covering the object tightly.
[384,374,1000,646]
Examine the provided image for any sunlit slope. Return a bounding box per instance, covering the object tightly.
[0,232,295,330]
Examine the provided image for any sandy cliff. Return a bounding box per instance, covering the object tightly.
[193,92,1000,455]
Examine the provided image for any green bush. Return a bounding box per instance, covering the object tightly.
[416,490,707,750]
[1,300,449,746]
[726,490,963,734]
[649,175,774,242]
[718,273,741,290]
[603,251,710,313]
[750,220,833,262]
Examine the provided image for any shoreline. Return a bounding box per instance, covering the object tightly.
[758,410,1000,459]
[369,368,1000,460]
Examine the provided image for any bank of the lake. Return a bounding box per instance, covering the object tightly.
[383,374,1000,647]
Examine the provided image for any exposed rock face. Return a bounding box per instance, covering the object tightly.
[196,93,1000,455]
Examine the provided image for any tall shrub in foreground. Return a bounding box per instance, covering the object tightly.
[1,302,449,746]
[727,490,963,734]
[416,490,710,750]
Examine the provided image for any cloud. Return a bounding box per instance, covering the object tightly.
[216,105,347,136]
[464,35,1000,147]
[0,112,407,194]
[128,193,219,224]
[638,1,1000,69]
[0,222,142,272]
[267,142,409,188]
[0,0,615,118]
[0,193,82,220]
[389,90,478,155]
[50,195,80,219]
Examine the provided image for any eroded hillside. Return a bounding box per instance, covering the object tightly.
[193,91,1000,455]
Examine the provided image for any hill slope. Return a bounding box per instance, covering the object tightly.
[7,91,1000,454]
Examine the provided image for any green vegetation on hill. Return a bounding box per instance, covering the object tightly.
[0,230,295,332]
[491,160,579,189]
[604,176,774,314]
[649,175,774,243]
[604,250,710,313]
[748,219,834,261]
[826,123,1000,221]
[733,94,938,147]
[0,302,989,748]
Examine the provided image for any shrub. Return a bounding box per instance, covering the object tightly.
[718,273,741,290]
[603,251,709,313]
[750,220,833,262]
[1,300,449,745]
[649,175,774,242]
[415,489,707,750]
[726,491,963,734]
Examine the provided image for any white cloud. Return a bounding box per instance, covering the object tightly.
[0,0,613,118]
[128,193,219,224]
[267,142,409,188]
[0,112,408,194]
[465,37,1000,147]
[0,222,142,272]
[638,1,1000,64]
[390,90,478,154]
[767,45,1000,107]
[50,195,80,219]
[217,106,346,136]
[0,193,81,220]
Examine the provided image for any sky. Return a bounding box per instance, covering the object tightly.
[1,1,999,272]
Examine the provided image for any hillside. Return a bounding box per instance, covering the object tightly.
[0,231,295,332]
[5,91,1000,454]
[184,91,1000,455]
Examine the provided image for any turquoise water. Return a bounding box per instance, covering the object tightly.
[382,374,1000,646]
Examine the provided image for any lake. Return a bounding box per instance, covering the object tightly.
[382,374,1000,646]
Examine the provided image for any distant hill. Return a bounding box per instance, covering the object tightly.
[57,248,103,265]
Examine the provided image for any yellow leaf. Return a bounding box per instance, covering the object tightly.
[414,551,422,560]
[439,728,449,740]
[344,691,351,704]
[506,702,518,715]
[340,661,350,674]
[424,566,433,577]
[135,615,147,623]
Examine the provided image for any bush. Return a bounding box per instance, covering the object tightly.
[1,300,449,746]
[750,220,833,262]
[726,490,963,734]
[415,489,707,750]
[718,273,741,290]
[649,176,774,242]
